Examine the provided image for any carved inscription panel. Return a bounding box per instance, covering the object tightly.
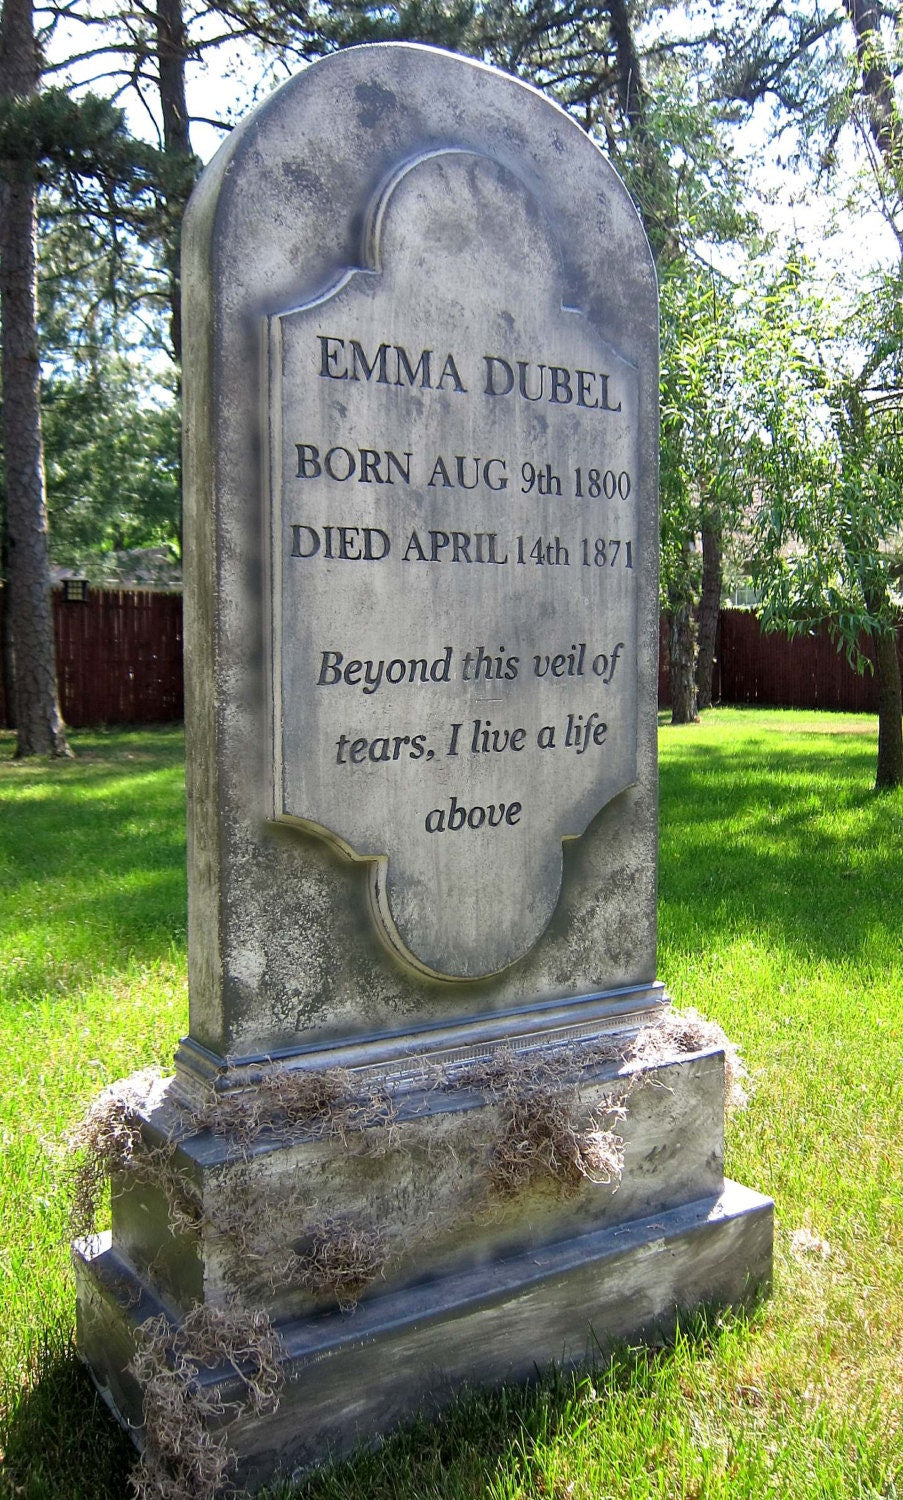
[268,151,642,979]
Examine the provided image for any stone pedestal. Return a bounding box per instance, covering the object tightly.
[75,1011,772,1485]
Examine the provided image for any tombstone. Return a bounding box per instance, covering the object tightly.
[73,44,772,1490]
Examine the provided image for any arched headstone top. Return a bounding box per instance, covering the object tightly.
[182,42,659,1048]
[186,45,656,348]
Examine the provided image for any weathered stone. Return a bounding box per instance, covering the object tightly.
[269,148,641,979]
[107,1047,729,1323]
[73,43,772,1490]
[74,1174,773,1486]
[179,42,660,1064]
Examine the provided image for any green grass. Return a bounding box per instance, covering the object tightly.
[0,728,186,1499]
[1,710,901,1499]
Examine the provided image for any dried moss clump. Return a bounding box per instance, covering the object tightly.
[489,1087,625,1198]
[455,1049,626,1200]
[69,1070,205,1245]
[68,1074,205,1248]
[288,1216,387,1311]
[189,1067,353,1146]
[128,1305,283,1500]
[629,1007,749,1109]
[68,1070,163,1240]
[262,1067,350,1127]
[188,1067,398,1153]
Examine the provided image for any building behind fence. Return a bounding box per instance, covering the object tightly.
[0,590,900,728]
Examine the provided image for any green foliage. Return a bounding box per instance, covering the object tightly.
[0,87,165,197]
[26,164,180,571]
[658,257,762,619]
[283,0,482,54]
[745,259,903,662]
[615,59,756,259]
[42,369,180,566]
[0,79,180,583]
[706,0,851,143]
[37,198,169,369]
[0,716,902,1497]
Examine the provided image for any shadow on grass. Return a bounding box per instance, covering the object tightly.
[2,1310,752,1500]
[0,730,187,1006]
[0,1325,134,1500]
[658,734,902,969]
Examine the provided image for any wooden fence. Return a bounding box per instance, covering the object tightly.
[1,591,900,728]
[659,609,903,712]
[0,589,183,728]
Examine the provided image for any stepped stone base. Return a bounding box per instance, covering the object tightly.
[74,1180,772,1487]
[72,1001,772,1490]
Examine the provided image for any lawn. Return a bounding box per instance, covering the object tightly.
[0,710,901,1499]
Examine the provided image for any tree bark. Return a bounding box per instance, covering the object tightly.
[844,0,903,172]
[155,0,194,366]
[872,625,903,789]
[667,604,699,724]
[0,0,71,757]
[1,521,16,727]
[696,521,722,710]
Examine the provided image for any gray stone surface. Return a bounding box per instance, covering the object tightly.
[269,150,640,979]
[74,1040,772,1488]
[74,1178,773,1487]
[74,46,773,1490]
[181,42,659,1062]
[111,1048,728,1324]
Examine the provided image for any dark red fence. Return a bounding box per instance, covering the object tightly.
[715,609,903,711]
[659,609,903,712]
[1,593,900,729]
[0,588,183,728]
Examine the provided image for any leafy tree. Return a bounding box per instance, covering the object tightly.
[746,259,903,788]
[638,0,903,753]
[659,259,763,721]
[42,368,179,569]
[720,0,903,787]
[39,0,326,361]
[0,0,163,755]
[37,204,180,569]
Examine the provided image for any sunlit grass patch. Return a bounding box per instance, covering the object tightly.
[0,729,187,1415]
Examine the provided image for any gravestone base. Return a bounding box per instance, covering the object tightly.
[75,1180,772,1488]
[73,1006,773,1489]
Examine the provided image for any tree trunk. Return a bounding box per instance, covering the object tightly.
[0,610,14,729]
[1,522,16,727]
[872,625,903,789]
[0,0,71,757]
[844,0,903,172]
[155,0,195,557]
[155,0,194,366]
[696,521,722,711]
[667,604,699,724]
